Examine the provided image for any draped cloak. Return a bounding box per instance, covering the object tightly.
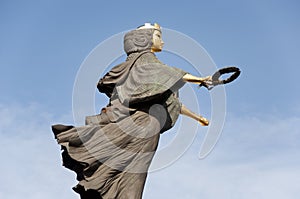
[52,51,187,199]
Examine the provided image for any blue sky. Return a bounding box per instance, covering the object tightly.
[1,0,300,198]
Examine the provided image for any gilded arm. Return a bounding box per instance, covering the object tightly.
[182,73,212,85]
[180,104,209,126]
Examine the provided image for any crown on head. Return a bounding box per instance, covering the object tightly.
[137,23,161,31]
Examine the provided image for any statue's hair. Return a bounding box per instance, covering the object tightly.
[123,29,154,55]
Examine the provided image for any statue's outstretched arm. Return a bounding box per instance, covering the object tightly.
[180,104,209,126]
[182,74,212,85]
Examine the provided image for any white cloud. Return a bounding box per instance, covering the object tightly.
[144,113,300,199]
[1,103,299,199]
[0,103,76,199]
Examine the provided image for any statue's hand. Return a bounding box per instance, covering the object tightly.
[199,76,216,90]
[198,116,209,126]
[199,75,213,87]
[201,76,212,82]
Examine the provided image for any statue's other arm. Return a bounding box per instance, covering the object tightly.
[180,104,209,126]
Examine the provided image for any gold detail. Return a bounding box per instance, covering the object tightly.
[137,23,161,31]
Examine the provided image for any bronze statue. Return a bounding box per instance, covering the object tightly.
[52,23,239,199]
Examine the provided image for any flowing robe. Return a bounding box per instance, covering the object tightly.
[52,51,187,199]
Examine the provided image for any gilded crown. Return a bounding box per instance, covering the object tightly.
[137,23,161,31]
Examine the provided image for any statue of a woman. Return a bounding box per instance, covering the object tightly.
[52,23,211,199]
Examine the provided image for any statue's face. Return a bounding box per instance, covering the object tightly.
[151,29,164,52]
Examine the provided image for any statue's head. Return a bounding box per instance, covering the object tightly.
[124,23,164,55]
